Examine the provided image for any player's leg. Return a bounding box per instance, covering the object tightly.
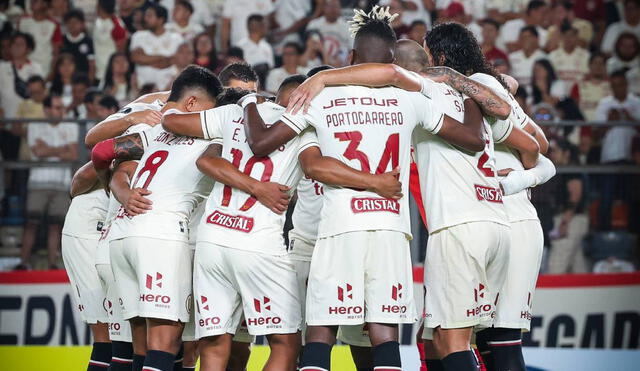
[48,190,70,267]
[364,231,416,370]
[301,233,367,370]
[264,333,302,371]
[182,341,199,371]
[194,242,243,371]
[130,317,148,371]
[227,340,250,371]
[337,324,373,371]
[18,190,46,268]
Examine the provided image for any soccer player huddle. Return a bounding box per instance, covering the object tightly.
[62,6,557,371]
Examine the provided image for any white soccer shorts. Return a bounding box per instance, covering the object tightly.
[492,220,543,331]
[96,264,132,342]
[110,237,193,322]
[194,242,302,338]
[337,324,372,347]
[423,222,510,332]
[62,235,108,324]
[306,230,417,326]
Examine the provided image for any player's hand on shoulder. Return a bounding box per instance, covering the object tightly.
[123,187,153,216]
[369,167,403,200]
[286,74,325,115]
[253,181,290,215]
[125,109,162,127]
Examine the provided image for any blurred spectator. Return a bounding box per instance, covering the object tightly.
[165,42,195,89]
[530,59,567,106]
[499,0,548,52]
[101,52,138,104]
[1,32,12,61]
[508,25,547,85]
[224,46,246,65]
[95,94,120,119]
[193,33,221,73]
[221,0,274,53]
[549,24,589,86]
[48,0,70,25]
[601,0,640,55]
[481,19,509,68]
[218,62,259,91]
[0,32,43,118]
[17,76,47,120]
[61,9,95,82]
[49,53,76,107]
[130,4,183,90]
[595,70,639,230]
[159,0,215,32]
[138,82,159,96]
[399,0,434,28]
[118,0,143,34]
[237,15,275,69]
[546,138,589,274]
[266,42,308,94]
[166,0,204,42]
[17,0,63,77]
[93,0,128,84]
[486,0,529,24]
[17,94,78,270]
[546,1,593,51]
[300,31,328,69]
[271,0,316,50]
[79,89,104,120]
[407,20,428,45]
[570,52,611,122]
[606,32,640,94]
[67,73,91,118]
[441,1,482,43]
[387,0,411,39]
[307,0,352,66]
[593,256,636,273]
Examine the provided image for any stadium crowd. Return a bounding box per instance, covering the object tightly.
[0,0,638,274]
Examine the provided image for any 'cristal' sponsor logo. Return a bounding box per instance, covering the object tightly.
[474,185,503,203]
[206,210,254,232]
[351,197,400,214]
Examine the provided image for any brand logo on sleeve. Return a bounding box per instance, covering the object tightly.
[474,185,503,203]
[351,197,400,214]
[206,210,254,233]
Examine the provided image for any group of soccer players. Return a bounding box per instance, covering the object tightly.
[61,5,558,371]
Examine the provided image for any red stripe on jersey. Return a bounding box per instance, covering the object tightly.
[409,162,428,228]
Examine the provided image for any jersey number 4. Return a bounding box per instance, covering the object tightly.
[221,148,273,211]
[334,131,399,173]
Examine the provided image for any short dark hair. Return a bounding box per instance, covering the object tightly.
[175,0,194,14]
[588,51,607,65]
[410,20,426,29]
[247,14,264,27]
[27,75,45,86]
[560,20,576,34]
[98,95,119,111]
[43,94,61,108]
[63,8,85,23]
[97,0,116,15]
[12,31,35,51]
[72,73,90,87]
[555,1,573,10]
[278,74,307,92]
[610,69,629,79]
[307,65,334,77]
[526,0,547,14]
[520,25,539,37]
[482,18,501,31]
[227,46,244,59]
[83,88,102,103]
[282,41,303,55]
[216,88,252,106]
[167,65,223,102]
[148,3,168,23]
[218,63,258,86]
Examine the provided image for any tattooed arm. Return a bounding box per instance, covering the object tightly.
[421,67,511,120]
[91,133,145,171]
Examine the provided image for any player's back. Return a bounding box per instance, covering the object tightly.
[412,81,508,233]
[198,102,317,254]
[282,85,443,239]
[111,124,213,242]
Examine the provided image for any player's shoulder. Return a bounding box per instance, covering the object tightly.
[123,123,153,136]
[257,101,285,124]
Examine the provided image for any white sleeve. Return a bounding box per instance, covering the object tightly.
[594,100,609,122]
[64,123,79,145]
[297,127,320,156]
[492,119,514,144]
[280,111,310,134]
[27,124,40,148]
[199,105,234,140]
[129,32,144,50]
[413,91,444,134]
[499,155,556,196]
[469,73,509,101]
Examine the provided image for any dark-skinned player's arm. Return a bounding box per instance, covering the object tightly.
[436,99,485,152]
[70,161,99,198]
[298,146,403,199]
[85,109,162,147]
[109,160,153,216]
[286,63,511,120]
[502,126,540,169]
[523,118,549,154]
[195,143,291,214]
[241,98,298,157]
[161,110,206,138]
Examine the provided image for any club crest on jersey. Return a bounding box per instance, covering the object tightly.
[474,185,503,203]
[206,210,254,233]
[351,197,400,214]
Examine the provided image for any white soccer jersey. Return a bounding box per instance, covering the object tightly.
[62,188,109,239]
[289,175,324,244]
[471,73,540,223]
[413,80,509,233]
[102,100,165,123]
[281,85,444,239]
[109,124,214,242]
[197,102,319,255]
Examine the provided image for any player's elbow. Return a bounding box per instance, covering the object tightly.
[495,104,511,121]
[537,135,549,155]
[247,139,272,157]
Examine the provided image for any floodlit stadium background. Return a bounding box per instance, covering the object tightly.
[1,0,639,370]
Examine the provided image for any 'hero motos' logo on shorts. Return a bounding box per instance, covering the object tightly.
[198,295,222,329]
[474,185,503,203]
[351,197,400,214]
[383,283,407,314]
[330,283,363,318]
[206,210,254,232]
[248,296,282,328]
